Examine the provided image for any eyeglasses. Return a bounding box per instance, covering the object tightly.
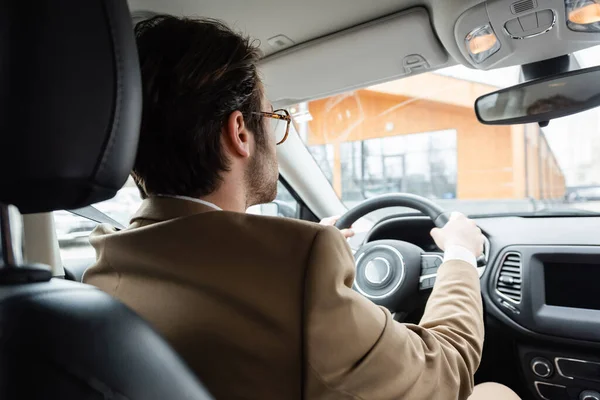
[253,109,291,145]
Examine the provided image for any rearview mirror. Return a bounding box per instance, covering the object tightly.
[475,65,600,126]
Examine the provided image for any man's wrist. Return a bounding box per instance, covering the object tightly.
[443,245,477,268]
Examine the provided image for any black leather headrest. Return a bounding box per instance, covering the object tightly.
[0,0,141,213]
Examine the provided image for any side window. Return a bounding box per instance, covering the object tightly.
[55,178,142,266]
[247,181,299,218]
[57,179,299,266]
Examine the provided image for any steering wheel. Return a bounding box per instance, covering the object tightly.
[335,193,460,314]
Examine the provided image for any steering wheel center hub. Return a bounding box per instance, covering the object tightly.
[365,257,392,285]
[352,240,424,313]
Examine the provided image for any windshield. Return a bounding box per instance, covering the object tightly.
[293,46,600,217]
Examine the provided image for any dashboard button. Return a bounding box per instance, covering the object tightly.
[419,277,435,290]
[421,256,436,269]
[580,390,600,400]
[532,357,553,378]
[519,13,538,31]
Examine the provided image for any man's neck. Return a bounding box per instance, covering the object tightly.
[200,187,247,213]
[195,168,250,213]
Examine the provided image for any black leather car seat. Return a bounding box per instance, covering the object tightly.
[0,1,212,399]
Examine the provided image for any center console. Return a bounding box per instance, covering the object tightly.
[491,246,600,342]
[490,246,600,400]
[519,346,600,400]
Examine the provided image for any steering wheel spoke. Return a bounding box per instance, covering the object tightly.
[420,251,488,291]
[419,253,444,290]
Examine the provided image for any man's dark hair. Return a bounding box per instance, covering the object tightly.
[132,15,264,198]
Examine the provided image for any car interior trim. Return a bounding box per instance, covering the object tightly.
[261,8,449,104]
[531,359,552,378]
[554,356,600,380]
[493,251,523,305]
[277,124,346,219]
[23,213,63,276]
[534,381,567,400]
[503,10,557,40]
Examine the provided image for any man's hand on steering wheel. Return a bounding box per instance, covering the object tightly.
[320,216,355,239]
[331,193,488,314]
[430,212,485,258]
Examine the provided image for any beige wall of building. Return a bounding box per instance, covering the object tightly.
[304,74,565,200]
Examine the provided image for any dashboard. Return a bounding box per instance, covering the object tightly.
[364,214,600,400]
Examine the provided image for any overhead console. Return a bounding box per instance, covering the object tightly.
[454,0,600,69]
[260,8,449,105]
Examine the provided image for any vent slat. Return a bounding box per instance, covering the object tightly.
[498,278,521,284]
[498,279,521,285]
[496,253,522,302]
[498,287,521,295]
[500,270,520,275]
[498,283,521,289]
[503,260,520,266]
[502,261,520,266]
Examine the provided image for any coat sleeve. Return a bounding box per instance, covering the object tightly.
[303,226,484,400]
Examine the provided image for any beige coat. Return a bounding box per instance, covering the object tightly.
[84,197,484,400]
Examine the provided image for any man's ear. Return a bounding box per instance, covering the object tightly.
[222,111,251,159]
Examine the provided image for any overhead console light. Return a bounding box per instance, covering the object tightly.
[465,24,501,64]
[566,0,600,32]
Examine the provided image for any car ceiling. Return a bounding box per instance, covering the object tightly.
[128,0,481,60]
[128,0,600,104]
[129,0,423,56]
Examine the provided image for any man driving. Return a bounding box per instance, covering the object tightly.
[84,15,519,400]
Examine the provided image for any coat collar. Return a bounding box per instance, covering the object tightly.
[130,196,219,224]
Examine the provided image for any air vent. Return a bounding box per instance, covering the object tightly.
[511,0,537,14]
[496,253,522,303]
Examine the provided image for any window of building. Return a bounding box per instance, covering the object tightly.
[308,130,457,208]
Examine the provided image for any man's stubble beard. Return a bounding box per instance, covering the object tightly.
[245,145,278,208]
